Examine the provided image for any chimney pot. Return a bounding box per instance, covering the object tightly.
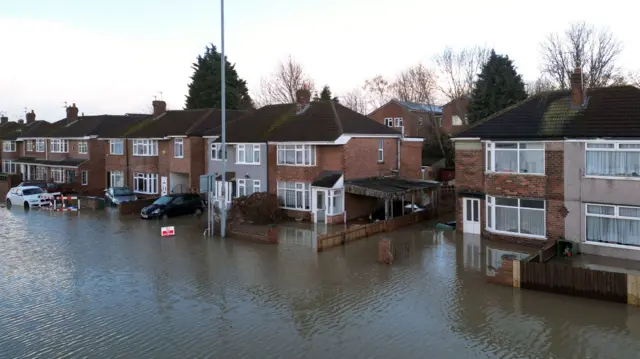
[570,67,584,108]
[152,100,167,116]
[26,110,36,124]
[295,85,311,114]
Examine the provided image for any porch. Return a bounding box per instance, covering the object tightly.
[12,157,87,184]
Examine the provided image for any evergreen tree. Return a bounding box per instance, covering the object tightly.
[313,85,339,103]
[185,44,253,110]
[467,50,527,124]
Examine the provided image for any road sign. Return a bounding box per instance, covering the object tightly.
[161,226,175,237]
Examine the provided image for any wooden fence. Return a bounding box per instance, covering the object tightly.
[316,209,433,251]
[520,261,628,303]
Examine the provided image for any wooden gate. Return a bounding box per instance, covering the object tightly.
[520,261,628,303]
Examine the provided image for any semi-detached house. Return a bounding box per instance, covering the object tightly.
[108,100,248,196]
[453,67,640,261]
[204,87,425,224]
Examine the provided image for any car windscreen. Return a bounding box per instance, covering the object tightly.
[23,188,44,196]
[114,188,134,196]
[153,196,173,205]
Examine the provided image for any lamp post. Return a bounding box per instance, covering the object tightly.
[219,0,228,237]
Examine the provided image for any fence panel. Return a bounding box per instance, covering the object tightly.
[521,261,628,303]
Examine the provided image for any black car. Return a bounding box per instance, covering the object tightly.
[140,193,205,219]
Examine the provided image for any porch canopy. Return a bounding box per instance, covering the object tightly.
[14,157,87,167]
[344,177,440,200]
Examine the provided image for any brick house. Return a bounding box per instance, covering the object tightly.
[452,67,640,260]
[1,117,26,174]
[206,88,426,224]
[441,96,470,134]
[111,100,248,197]
[14,104,147,195]
[368,100,442,139]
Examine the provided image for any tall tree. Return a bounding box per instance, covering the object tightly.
[391,64,440,104]
[340,88,369,114]
[314,85,339,102]
[467,50,527,124]
[540,22,623,89]
[363,75,392,109]
[185,44,253,110]
[254,55,315,106]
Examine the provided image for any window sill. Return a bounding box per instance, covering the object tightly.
[174,156,184,159]
[584,240,640,251]
[236,162,261,166]
[485,172,546,177]
[583,175,640,181]
[485,228,547,241]
[110,153,124,156]
[133,155,158,157]
[277,164,316,167]
[280,207,311,212]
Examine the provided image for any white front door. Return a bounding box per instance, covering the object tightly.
[312,188,328,223]
[161,176,168,196]
[462,197,481,234]
[215,181,233,206]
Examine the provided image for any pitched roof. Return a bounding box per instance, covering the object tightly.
[0,122,25,140]
[124,109,250,138]
[47,115,149,138]
[397,100,443,113]
[311,170,343,188]
[210,100,400,143]
[19,120,67,138]
[454,86,640,140]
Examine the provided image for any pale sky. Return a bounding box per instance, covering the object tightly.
[1,0,638,122]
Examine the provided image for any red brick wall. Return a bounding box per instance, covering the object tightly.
[187,137,206,189]
[369,102,408,134]
[400,140,423,179]
[345,193,379,220]
[455,146,485,192]
[76,139,107,195]
[268,144,344,193]
[343,138,398,179]
[23,139,47,160]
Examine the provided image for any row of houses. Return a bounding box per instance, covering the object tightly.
[0,87,436,223]
[453,67,640,261]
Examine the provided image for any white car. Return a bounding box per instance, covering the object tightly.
[5,186,51,209]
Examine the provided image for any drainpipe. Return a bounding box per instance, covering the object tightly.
[397,137,401,176]
[125,137,130,187]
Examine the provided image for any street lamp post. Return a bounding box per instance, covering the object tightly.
[219,0,228,238]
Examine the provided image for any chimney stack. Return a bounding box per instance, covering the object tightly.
[152,100,167,116]
[26,110,36,124]
[0,116,7,125]
[295,84,311,114]
[571,68,584,108]
[66,103,79,124]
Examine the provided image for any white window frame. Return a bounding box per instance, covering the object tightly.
[174,138,184,158]
[585,141,640,178]
[276,144,317,166]
[25,140,34,152]
[384,118,393,127]
[277,181,311,210]
[394,117,403,128]
[110,171,124,187]
[328,188,345,216]
[485,141,545,175]
[51,167,65,183]
[235,144,260,165]
[2,141,16,152]
[132,139,158,156]
[133,172,158,194]
[585,203,640,247]
[78,140,88,154]
[35,166,47,180]
[253,179,261,194]
[486,195,546,239]
[36,139,45,153]
[50,139,69,153]
[236,179,247,197]
[377,138,384,162]
[2,160,17,174]
[109,139,124,155]
[81,170,88,185]
[210,143,226,161]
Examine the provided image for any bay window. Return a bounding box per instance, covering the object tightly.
[236,144,260,164]
[50,139,69,153]
[78,140,88,154]
[133,173,158,194]
[36,139,45,152]
[210,143,226,160]
[486,196,546,238]
[586,204,640,247]
[174,139,184,158]
[132,139,158,156]
[3,141,16,152]
[277,181,310,210]
[277,144,316,166]
[110,139,124,155]
[486,142,544,174]
[586,142,640,177]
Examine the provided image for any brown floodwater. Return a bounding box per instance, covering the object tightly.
[2,208,640,358]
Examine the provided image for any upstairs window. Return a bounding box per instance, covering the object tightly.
[236,144,260,164]
[110,139,124,155]
[211,143,226,160]
[394,117,403,128]
[78,140,88,154]
[384,118,393,127]
[50,139,69,153]
[277,144,316,166]
[485,142,544,174]
[174,138,184,158]
[36,139,45,152]
[586,142,640,178]
[2,141,16,152]
[25,140,34,152]
[377,138,384,162]
[132,139,158,156]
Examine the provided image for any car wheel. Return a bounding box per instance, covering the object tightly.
[23,202,30,210]
[161,214,169,220]
[194,208,203,216]
[6,199,11,208]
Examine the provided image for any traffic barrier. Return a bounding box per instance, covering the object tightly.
[37,193,81,212]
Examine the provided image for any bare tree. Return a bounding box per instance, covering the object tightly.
[340,88,369,114]
[628,70,640,88]
[363,75,392,109]
[540,22,623,89]
[391,64,440,104]
[526,75,557,96]
[255,55,315,106]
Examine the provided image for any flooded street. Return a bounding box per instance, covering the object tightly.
[2,209,640,358]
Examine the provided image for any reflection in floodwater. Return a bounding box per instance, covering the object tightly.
[1,209,640,358]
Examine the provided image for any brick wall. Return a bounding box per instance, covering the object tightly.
[400,140,423,179]
[345,193,379,220]
[368,102,409,135]
[77,139,107,195]
[188,137,206,188]
[343,138,398,179]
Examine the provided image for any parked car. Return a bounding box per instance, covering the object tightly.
[6,186,51,209]
[104,187,138,206]
[140,193,205,219]
[18,181,76,197]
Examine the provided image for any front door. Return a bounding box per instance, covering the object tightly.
[161,176,168,196]
[463,197,480,234]
[315,189,326,222]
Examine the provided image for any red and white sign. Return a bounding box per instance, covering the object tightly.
[161,226,175,237]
